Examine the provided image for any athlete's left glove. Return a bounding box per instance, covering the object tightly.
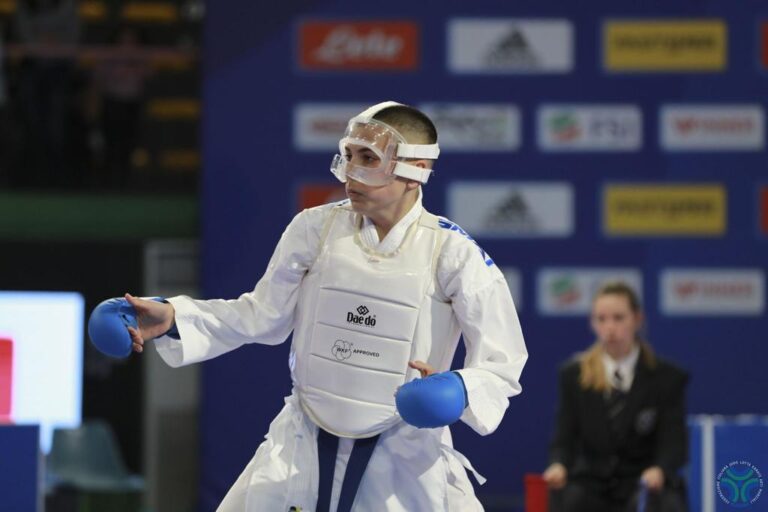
[395,371,468,428]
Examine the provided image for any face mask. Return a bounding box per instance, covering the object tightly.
[329,102,440,186]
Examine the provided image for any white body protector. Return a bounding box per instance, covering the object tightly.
[293,203,462,438]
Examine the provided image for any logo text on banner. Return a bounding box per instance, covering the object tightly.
[603,184,726,236]
[537,268,643,316]
[448,182,573,238]
[660,105,764,151]
[298,21,418,71]
[604,20,726,71]
[538,104,642,151]
[419,103,521,151]
[761,22,768,69]
[760,186,768,236]
[661,269,765,316]
[448,18,573,74]
[293,103,368,151]
[716,460,764,507]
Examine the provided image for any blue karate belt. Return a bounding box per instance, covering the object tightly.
[316,429,380,512]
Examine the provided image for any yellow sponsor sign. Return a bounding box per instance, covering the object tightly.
[604,20,726,71]
[604,185,726,235]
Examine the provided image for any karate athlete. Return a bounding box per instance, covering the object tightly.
[125,101,528,511]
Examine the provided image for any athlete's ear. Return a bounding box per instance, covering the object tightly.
[405,179,421,191]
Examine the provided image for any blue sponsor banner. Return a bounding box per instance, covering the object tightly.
[201,1,768,509]
[0,425,40,512]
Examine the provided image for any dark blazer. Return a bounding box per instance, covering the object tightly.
[549,346,688,496]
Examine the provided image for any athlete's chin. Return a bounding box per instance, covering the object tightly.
[349,203,368,215]
[347,195,367,210]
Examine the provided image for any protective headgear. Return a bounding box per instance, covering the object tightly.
[330,101,440,186]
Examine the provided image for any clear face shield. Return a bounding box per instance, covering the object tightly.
[330,119,406,186]
[330,116,438,187]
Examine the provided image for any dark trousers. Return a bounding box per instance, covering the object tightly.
[549,480,687,512]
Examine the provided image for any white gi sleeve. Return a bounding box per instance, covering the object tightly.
[154,206,326,367]
[437,232,528,436]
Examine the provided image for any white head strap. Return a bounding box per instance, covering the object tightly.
[351,101,440,184]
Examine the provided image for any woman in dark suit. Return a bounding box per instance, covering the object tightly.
[543,281,688,512]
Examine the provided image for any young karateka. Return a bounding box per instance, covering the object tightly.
[95,101,528,511]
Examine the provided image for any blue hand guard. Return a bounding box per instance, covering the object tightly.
[395,371,467,428]
[87,297,169,358]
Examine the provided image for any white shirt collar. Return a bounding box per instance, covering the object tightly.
[359,188,423,253]
[602,344,640,391]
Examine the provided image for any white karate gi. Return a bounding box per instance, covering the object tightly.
[155,191,528,511]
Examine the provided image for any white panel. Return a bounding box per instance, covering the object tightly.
[448,181,574,238]
[660,268,764,315]
[419,103,521,151]
[538,104,642,151]
[537,268,643,315]
[448,18,573,73]
[660,105,764,151]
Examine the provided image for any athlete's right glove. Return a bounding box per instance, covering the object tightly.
[395,371,467,428]
[87,297,170,358]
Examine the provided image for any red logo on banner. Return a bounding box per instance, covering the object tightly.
[760,186,768,235]
[761,23,768,69]
[299,21,419,71]
[0,338,13,423]
[298,184,347,210]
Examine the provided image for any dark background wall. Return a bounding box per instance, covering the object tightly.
[0,241,146,471]
[199,0,768,509]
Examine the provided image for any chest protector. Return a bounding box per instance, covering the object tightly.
[293,205,461,438]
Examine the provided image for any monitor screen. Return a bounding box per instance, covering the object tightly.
[0,291,84,453]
